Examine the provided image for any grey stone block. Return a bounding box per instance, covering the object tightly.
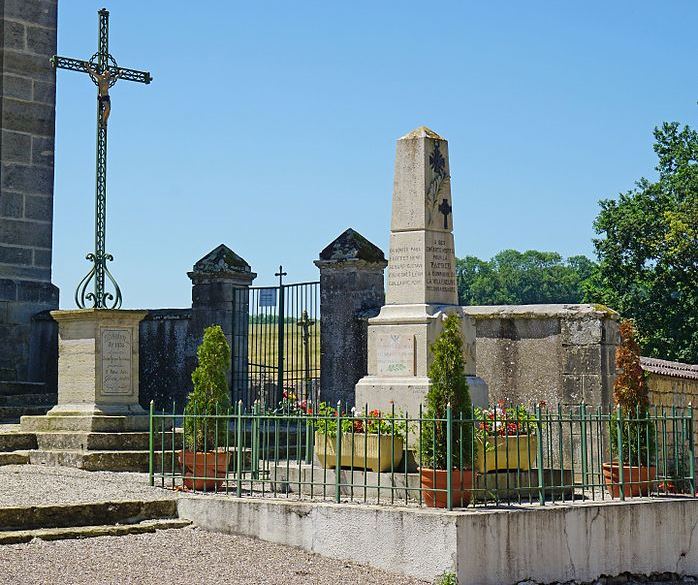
[1,98,55,136]
[1,131,32,163]
[0,245,32,265]
[0,191,24,218]
[561,318,602,346]
[1,163,53,194]
[0,218,52,248]
[31,136,54,166]
[24,195,52,221]
[3,0,58,29]
[0,280,18,301]
[1,74,33,100]
[17,280,58,303]
[0,264,50,281]
[32,80,55,105]
[563,346,601,375]
[33,248,51,267]
[561,374,603,405]
[25,25,56,56]
[1,51,54,82]
[1,20,26,50]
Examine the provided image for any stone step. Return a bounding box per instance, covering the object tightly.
[0,393,56,407]
[0,451,29,465]
[0,406,52,422]
[0,381,46,396]
[28,449,175,473]
[0,499,178,531]
[35,431,179,452]
[0,431,37,452]
[21,414,149,432]
[0,518,191,545]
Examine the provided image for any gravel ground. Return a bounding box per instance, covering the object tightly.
[0,465,174,507]
[0,526,428,585]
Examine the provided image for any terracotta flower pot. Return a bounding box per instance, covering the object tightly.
[420,468,474,508]
[179,450,230,491]
[602,462,657,498]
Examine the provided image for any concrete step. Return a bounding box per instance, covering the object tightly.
[0,451,29,465]
[0,406,51,422]
[21,414,149,432]
[0,499,178,531]
[0,393,56,407]
[28,449,177,472]
[0,381,46,396]
[0,430,37,452]
[0,518,191,545]
[34,430,180,452]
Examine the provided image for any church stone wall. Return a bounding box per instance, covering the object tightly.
[0,0,59,381]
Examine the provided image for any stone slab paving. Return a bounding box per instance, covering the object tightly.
[0,526,429,585]
[0,465,175,508]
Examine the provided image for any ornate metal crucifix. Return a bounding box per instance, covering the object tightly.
[52,9,152,309]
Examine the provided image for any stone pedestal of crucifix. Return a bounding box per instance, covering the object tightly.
[21,10,153,444]
[355,127,488,415]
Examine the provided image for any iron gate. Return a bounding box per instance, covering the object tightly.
[231,273,320,409]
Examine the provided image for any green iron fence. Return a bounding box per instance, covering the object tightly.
[149,401,696,511]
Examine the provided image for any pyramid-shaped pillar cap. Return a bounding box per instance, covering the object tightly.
[315,228,387,270]
[188,244,256,284]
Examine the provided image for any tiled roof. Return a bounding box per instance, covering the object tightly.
[640,357,698,381]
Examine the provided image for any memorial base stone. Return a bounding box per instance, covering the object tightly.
[21,309,148,433]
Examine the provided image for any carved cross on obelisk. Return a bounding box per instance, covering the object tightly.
[438,198,452,230]
[52,8,152,309]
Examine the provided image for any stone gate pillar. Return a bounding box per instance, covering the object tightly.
[314,229,388,407]
[188,245,256,397]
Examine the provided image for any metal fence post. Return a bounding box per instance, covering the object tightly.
[446,403,453,511]
[535,404,545,506]
[616,405,625,501]
[148,400,154,486]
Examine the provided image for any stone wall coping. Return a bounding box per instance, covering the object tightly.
[142,309,192,321]
[462,303,619,320]
[314,258,388,271]
[49,309,149,322]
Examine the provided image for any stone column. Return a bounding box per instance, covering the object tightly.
[355,127,488,414]
[314,228,388,407]
[0,0,60,382]
[188,245,256,399]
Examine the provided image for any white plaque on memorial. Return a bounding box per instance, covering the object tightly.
[101,328,132,395]
[376,333,415,376]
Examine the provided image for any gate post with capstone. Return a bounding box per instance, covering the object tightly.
[314,229,387,407]
[188,245,256,400]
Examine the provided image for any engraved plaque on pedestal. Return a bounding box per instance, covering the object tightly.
[376,333,415,376]
[101,328,132,395]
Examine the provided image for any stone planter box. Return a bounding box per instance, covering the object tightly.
[314,432,404,472]
[476,434,537,473]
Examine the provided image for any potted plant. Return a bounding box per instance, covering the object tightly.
[180,325,232,490]
[602,320,657,497]
[419,314,475,508]
[474,402,537,473]
[313,402,407,472]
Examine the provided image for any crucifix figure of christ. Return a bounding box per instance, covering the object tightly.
[51,8,152,309]
[438,198,452,230]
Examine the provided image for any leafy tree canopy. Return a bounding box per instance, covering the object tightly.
[456,249,596,306]
[584,122,698,364]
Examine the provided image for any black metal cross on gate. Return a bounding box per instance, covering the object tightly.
[438,198,452,230]
[52,9,152,309]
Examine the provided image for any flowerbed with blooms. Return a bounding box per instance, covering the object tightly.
[312,402,409,439]
[474,402,536,449]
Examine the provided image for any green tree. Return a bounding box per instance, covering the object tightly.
[456,250,595,305]
[183,325,232,450]
[585,122,698,363]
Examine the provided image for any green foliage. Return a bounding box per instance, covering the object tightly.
[312,402,408,438]
[434,571,458,585]
[585,122,698,363]
[183,325,232,450]
[456,250,596,305]
[609,408,656,465]
[420,314,473,470]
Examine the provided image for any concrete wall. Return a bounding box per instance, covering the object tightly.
[178,495,698,584]
[463,304,619,408]
[0,0,59,382]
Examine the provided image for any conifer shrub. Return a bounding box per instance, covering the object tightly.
[610,320,655,463]
[183,325,232,450]
[420,314,474,469]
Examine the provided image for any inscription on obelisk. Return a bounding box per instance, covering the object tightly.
[101,328,132,395]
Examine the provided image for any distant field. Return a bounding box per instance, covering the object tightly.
[246,323,320,380]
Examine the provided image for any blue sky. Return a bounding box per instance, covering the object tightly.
[52,1,698,309]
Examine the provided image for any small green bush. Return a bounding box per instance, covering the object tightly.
[420,314,473,470]
[183,325,232,451]
[434,571,458,585]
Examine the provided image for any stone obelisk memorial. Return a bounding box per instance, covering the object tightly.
[355,127,488,413]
